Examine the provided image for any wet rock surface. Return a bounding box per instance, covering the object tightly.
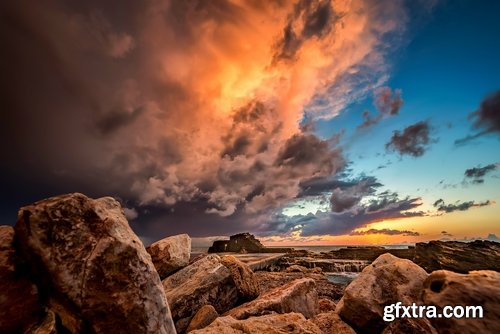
[422,269,500,334]
[147,233,191,279]
[14,193,176,334]
[414,240,500,273]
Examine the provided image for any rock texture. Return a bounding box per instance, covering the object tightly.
[190,313,324,334]
[0,225,44,333]
[255,271,344,301]
[163,254,239,332]
[147,233,191,279]
[186,305,219,333]
[14,193,176,334]
[336,253,428,333]
[381,318,437,334]
[220,255,259,300]
[311,311,356,334]
[414,240,500,273]
[422,270,500,334]
[225,278,319,320]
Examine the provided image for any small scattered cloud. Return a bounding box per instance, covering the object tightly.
[455,90,500,145]
[463,163,499,184]
[350,228,420,236]
[433,198,493,213]
[386,121,433,157]
[358,87,403,129]
[123,207,138,220]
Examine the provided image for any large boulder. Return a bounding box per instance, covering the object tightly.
[14,193,176,334]
[190,313,324,334]
[225,278,319,320]
[0,225,44,333]
[163,254,239,333]
[147,233,191,279]
[311,311,356,334]
[185,305,219,333]
[414,240,500,273]
[422,270,500,334]
[220,255,259,300]
[336,253,428,333]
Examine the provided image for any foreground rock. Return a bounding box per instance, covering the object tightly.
[0,225,44,333]
[255,271,344,301]
[336,253,428,333]
[190,313,323,334]
[185,305,219,333]
[220,255,259,300]
[147,233,191,279]
[381,318,437,334]
[14,193,176,334]
[422,270,500,334]
[311,311,356,334]
[414,240,500,273]
[163,254,247,332]
[225,278,319,319]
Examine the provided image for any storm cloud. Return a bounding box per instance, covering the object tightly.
[0,0,414,239]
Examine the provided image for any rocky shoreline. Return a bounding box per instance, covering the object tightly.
[1,193,499,334]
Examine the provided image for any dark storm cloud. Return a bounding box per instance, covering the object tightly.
[455,90,500,145]
[386,121,432,157]
[358,87,403,129]
[433,198,493,213]
[300,195,424,236]
[464,163,499,184]
[330,177,382,212]
[350,228,420,236]
[274,0,336,61]
[95,107,145,136]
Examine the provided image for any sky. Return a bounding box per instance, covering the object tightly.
[1,0,499,246]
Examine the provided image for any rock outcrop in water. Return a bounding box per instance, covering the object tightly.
[208,232,292,253]
[414,240,500,273]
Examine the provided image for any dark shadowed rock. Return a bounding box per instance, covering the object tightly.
[422,270,500,334]
[414,240,500,273]
[311,311,356,334]
[190,313,324,334]
[27,310,58,334]
[0,225,44,333]
[185,305,219,333]
[220,255,259,300]
[147,233,191,279]
[225,278,319,319]
[14,193,176,334]
[381,318,437,334]
[163,254,239,333]
[336,253,428,333]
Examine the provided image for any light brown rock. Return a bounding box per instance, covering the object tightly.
[186,305,219,333]
[381,318,437,334]
[225,278,319,319]
[336,253,428,333]
[163,254,239,333]
[14,193,176,334]
[190,312,324,334]
[0,225,44,333]
[147,233,191,279]
[318,298,337,313]
[422,270,500,334]
[220,255,259,300]
[311,311,356,334]
[285,264,310,273]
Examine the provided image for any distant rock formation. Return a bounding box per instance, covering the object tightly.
[414,240,500,273]
[208,232,292,253]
